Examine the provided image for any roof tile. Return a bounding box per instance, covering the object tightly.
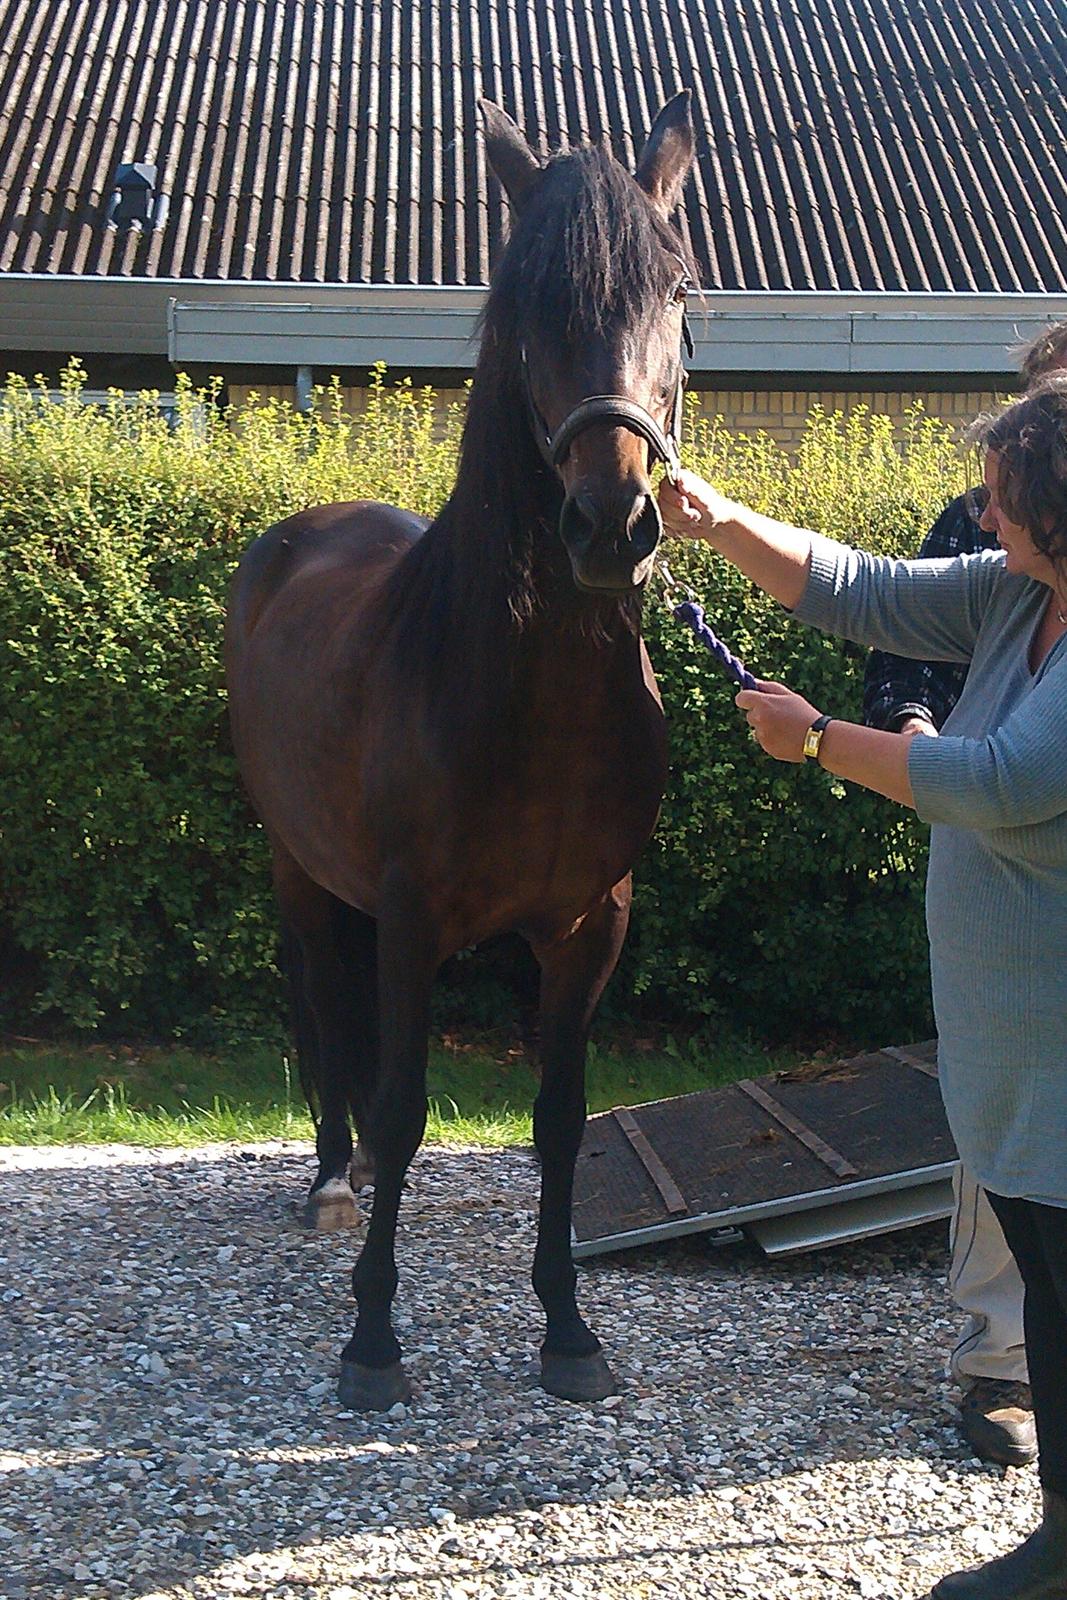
[0,0,1065,290]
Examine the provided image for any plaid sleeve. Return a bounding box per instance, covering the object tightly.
[862,491,993,731]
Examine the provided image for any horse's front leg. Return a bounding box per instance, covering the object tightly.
[337,874,438,1412]
[530,878,631,1402]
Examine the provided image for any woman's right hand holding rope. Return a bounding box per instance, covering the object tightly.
[658,468,737,542]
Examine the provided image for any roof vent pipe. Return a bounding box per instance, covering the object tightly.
[107,163,169,231]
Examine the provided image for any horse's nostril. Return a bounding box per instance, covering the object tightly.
[628,494,662,561]
[559,491,599,554]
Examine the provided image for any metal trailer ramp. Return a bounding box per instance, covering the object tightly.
[572,1040,958,1259]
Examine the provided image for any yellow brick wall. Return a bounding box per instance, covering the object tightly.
[226,383,1008,449]
[688,388,1008,447]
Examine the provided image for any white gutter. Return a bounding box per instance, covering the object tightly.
[170,290,1067,376]
[2,274,1067,375]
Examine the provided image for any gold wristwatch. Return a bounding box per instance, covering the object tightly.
[802,714,832,763]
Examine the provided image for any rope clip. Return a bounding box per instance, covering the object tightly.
[656,559,696,609]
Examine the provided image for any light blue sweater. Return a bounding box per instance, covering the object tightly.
[795,534,1067,1206]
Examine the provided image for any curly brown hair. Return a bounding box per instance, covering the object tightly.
[1014,318,1067,389]
[976,375,1067,570]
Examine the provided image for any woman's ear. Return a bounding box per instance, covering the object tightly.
[636,90,696,217]
[480,100,542,211]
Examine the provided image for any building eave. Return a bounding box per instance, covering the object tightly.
[3,275,1067,378]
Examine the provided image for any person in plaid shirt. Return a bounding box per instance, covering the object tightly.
[863,490,994,733]
[862,319,1067,1470]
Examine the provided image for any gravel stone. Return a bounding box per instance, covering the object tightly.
[0,1140,1041,1599]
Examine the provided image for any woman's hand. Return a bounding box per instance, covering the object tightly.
[736,681,823,763]
[897,716,939,739]
[658,469,738,542]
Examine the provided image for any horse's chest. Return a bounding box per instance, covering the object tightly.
[443,712,665,941]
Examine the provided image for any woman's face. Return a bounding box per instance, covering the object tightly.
[979,452,1060,588]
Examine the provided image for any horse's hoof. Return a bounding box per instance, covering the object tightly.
[305,1177,361,1232]
[540,1349,617,1403]
[338,1360,412,1411]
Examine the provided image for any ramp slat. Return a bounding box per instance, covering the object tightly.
[612,1107,689,1215]
[881,1044,938,1078]
[735,1079,859,1179]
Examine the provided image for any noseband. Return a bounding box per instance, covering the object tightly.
[521,308,693,489]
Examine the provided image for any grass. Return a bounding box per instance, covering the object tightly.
[0,1028,807,1148]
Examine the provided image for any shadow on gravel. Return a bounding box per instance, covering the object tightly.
[0,1146,1004,1600]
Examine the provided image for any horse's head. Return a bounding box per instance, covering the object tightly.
[482,93,696,595]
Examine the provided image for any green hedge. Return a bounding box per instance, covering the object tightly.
[0,364,970,1043]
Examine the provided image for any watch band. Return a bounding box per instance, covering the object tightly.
[803,714,832,762]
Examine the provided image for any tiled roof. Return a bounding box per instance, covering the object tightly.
[1,0,1065,292]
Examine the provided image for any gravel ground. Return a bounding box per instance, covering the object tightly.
[0,1141,1041,1600]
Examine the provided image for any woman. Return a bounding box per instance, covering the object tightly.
[658,376,1067,1600]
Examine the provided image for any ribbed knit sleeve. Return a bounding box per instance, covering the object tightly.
[908,655,1067,828]
[794,533,1003,662]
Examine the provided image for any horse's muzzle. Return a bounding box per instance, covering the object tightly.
[559,488,662,594]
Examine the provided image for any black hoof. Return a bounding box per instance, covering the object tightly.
[540,1349,617,1403]
[337,1359,412,1412]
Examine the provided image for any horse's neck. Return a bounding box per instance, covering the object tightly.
[399,365,645,744]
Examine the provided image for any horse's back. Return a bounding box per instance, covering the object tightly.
[228,500,427,646]
[226,501,429,902]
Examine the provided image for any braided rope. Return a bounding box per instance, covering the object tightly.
[672,600,758,691]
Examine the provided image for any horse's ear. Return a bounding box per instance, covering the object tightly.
[480,99,541,210]
[635,90,695,217]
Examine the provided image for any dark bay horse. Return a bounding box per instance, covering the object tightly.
[225,93,695,1410]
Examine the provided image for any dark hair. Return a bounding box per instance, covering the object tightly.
[1014,318,1067,390]
[976,375,1067,569]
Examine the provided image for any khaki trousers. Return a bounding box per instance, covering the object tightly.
[948,1164,1028,1385]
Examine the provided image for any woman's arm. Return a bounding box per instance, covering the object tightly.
[740,652,1067,828]
[660,470,1002,663]
[736,682,915,806]
[660,472,813,608]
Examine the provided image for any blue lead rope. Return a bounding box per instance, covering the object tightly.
[671,599,759,691]
[658,562,759,691]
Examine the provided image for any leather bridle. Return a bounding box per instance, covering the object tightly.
[520,302,694,489]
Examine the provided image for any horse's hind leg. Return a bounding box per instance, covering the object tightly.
[273,850,378,1232]
[338,871,437,1411]
[529,879,632,1402]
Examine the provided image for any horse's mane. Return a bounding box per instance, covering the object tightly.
[377,144,690,725]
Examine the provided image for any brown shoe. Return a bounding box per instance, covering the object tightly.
[959,1378,1037,1467]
